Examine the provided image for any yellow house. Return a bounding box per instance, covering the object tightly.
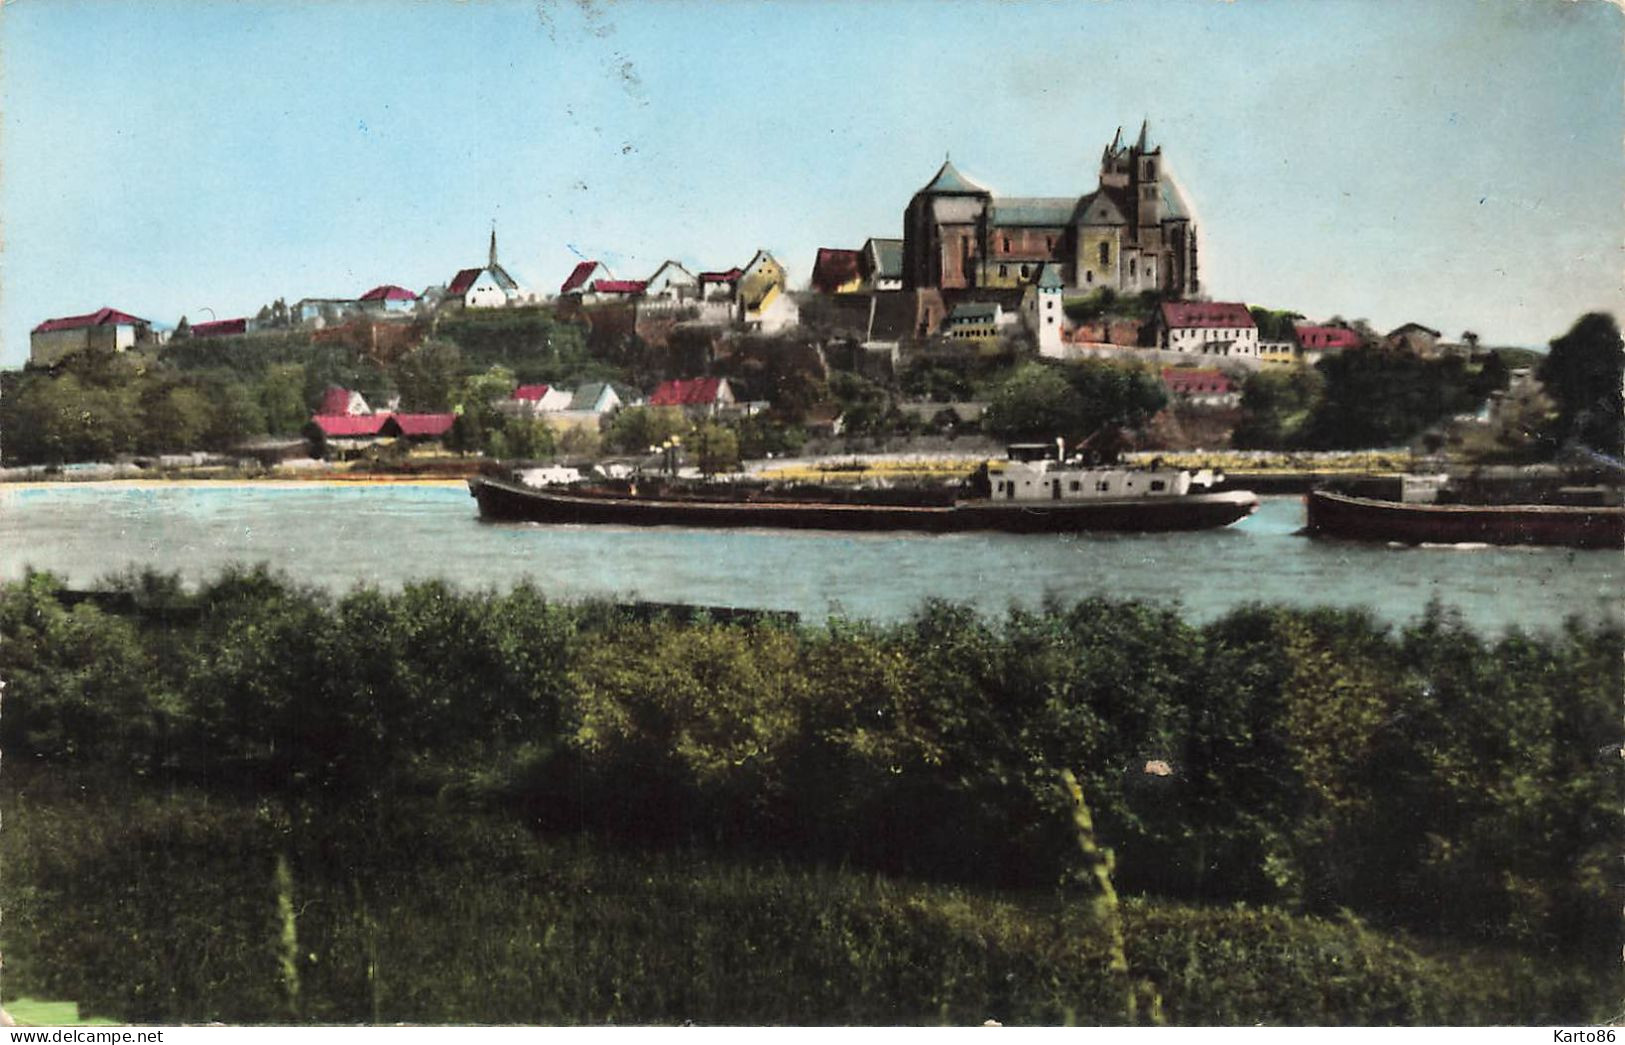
[738,249,786,309]
[1258,341,1305,368]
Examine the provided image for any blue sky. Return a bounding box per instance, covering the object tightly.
[2,0,1621,365]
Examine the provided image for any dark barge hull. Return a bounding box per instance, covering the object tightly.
[1305,489,1625,549]
[470,477,1260,534]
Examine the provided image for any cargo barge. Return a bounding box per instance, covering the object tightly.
[469,445,1260,535]
[1305,473,1624,549]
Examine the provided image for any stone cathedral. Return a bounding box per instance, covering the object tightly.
[901,121,1199,298]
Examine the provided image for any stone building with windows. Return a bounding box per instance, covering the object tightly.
[29,307,154,366]
[901,121,1199,298]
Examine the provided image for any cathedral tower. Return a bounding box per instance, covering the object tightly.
[901,159,992,291]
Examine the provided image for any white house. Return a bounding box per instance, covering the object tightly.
[1156,301,1259,358]
[448,230,526,309]
[560,260,615,297]
[502,383,576,419]
[536,381,625,433]
[649,377,736,417]
[645,260,700,301]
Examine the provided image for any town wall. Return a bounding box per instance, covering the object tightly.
[1055,343,1262,372]
[1067,319,1144,346]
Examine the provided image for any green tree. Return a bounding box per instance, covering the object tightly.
[259,364,309,436]
[1301,351,1482,449]
[605,406,689,454]
[983,360,1166,444]
[0,572,164,766]
[1537,312,1623,456]
[447,366,520,454]
[392,338,462,412]
[732,415,806,460]
[1233,368,1323,449]
[691,420,740,474]
[828,370,891,435]
[983,363,1084,441]
[205,380,268,449]
[458,365,518,411]
[1248,307,1305,341]
[140,384,214,453]
[1059,359,1167,433]
[4,373,142,463]
[500,419,557,460]
[899,361,976,402]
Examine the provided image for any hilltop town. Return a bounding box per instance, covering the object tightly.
[0,123,1582,477]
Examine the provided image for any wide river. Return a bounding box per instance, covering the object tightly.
[0,481,1617,634]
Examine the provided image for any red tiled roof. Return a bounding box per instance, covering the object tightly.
[699,268,743,283]
[387,413,456,438]
[359,284,417,302]
[561,261,600,294]
[447,268,483,296]
[1161,367,1234,395]
[1159,301,1255,330]
[649,377,724,407]
[811,248,864,293]
[32,307,149,334]
[592,279,646,294]
[311,413,389,438]
[512,384,552,401]
[318,386,353,415]
[192,318,247,338]
[1294,324,1362,350]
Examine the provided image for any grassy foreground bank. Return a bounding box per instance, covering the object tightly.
[2,569,1619,1024]
[1,774,1600,1026]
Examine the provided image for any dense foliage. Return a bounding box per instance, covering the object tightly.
[434,308,601,385]
[0,356,294,464]
[983,360,1167,443]
[0,308,621,465]
[1248,306,1309,342]
[1299,349,1510,449]
[6,777,1587,1025]
[1227,349,1513,452]
[1232,367,1324,449]
[3,570,1618,991]
[1538,312,1623,456]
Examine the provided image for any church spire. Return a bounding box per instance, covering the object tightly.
[1136,119,1149,152]
[488,223,498,268]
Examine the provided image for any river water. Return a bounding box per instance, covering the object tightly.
[0,482,1617,634]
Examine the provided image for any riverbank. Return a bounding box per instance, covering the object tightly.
[3,448,1424,488]
[0,459,483,488]
[3,576,1617,1024]
[2,476,470,492]
[3,770,1598,1026]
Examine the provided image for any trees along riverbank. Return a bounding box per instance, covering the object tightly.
[1,568,1619,1023]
